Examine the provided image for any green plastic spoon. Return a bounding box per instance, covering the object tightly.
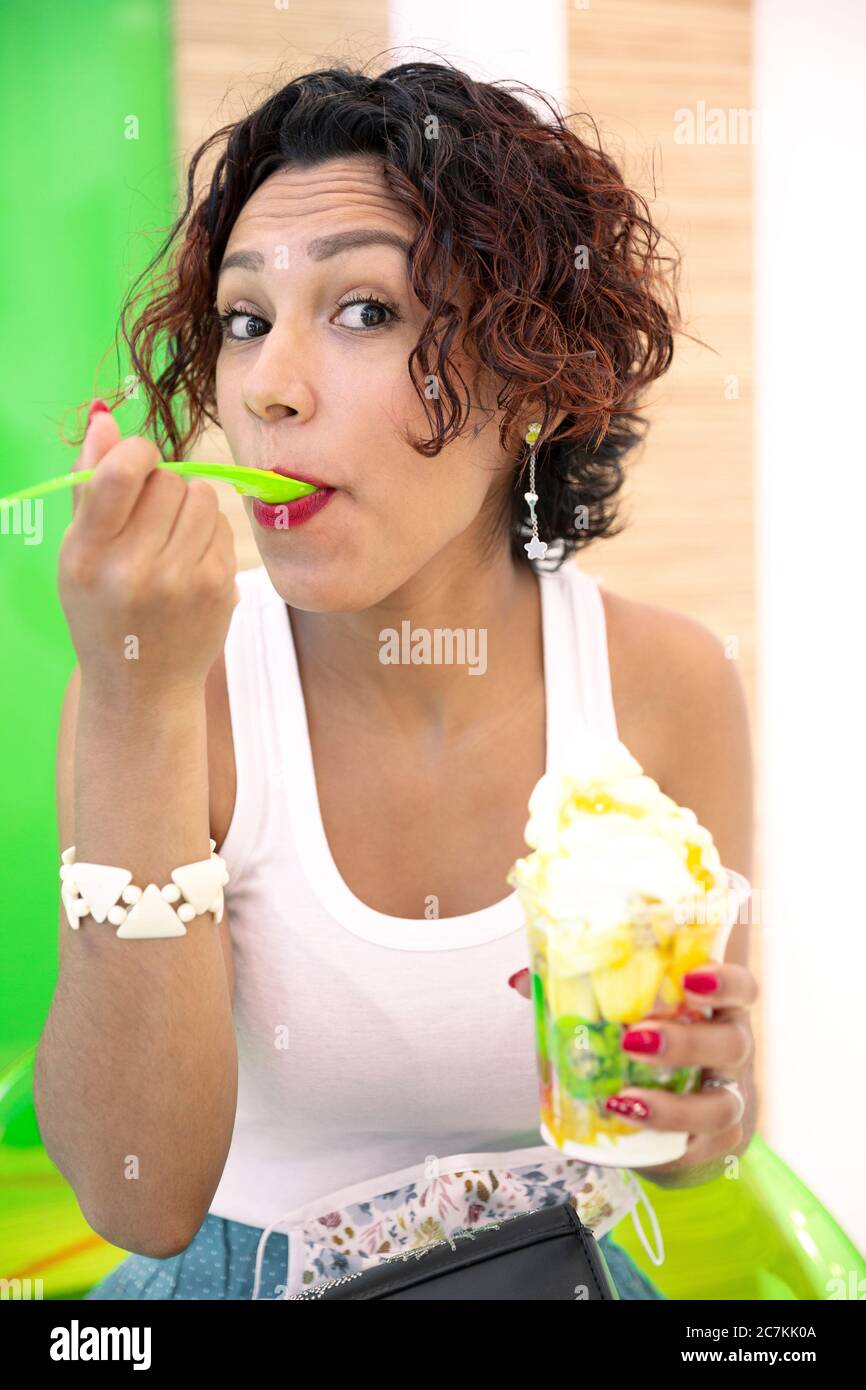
[0,460,319,509]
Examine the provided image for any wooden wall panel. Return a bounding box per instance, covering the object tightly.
[564,1,753,646]
[564,0,762,1102]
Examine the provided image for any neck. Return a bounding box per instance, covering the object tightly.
[287,545,541,740]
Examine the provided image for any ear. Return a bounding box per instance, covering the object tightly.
[517,407,568,450]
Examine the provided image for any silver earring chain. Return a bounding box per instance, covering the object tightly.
[523,422,547,559]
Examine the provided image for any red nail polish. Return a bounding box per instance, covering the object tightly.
[683,970,718,994]
[507,968,530,990]
[86,399,111,428]
[606,1095,650,1120]
[621,1028,663,1054]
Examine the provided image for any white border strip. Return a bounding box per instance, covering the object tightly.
[756,0,866,1256]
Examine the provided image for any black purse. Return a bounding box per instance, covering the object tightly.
[287,1201,619,1300]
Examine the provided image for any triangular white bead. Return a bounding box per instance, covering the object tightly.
[61,880,80,930]
[115,883,186,938]
[172,858,228,915]
[70,863,134,924]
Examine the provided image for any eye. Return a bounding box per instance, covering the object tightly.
[215,291,402,344]
[333,292,401,332]
[216,304,269,342]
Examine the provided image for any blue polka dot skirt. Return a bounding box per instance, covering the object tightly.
[83,1213,666,1300]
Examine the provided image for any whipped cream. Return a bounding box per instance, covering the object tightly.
[507,722,725,937]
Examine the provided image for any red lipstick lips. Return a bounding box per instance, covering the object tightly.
[270,464,332,490]
[251,465,337,531]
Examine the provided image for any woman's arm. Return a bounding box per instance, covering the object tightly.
[33,665,238,1256]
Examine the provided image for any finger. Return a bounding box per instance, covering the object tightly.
[605,1081,746,1136]
[628,1123,747,1179]
[682,961,760,1009]
[212,510,239,575]
[508,963,760,1013]
[697,1068,749,1125]
[76,438,162,544]
[159,478,221,563]
[621,1014,754,1071]
[507,967,531,998]
[72,400,121,519]
[120,464,191,553]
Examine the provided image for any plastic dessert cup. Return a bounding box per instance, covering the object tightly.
[518,866,752,1167]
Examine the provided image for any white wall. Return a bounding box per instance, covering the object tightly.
[389,0,567,117]
[756,0,866,1254]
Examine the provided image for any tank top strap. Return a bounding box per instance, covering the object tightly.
[553,558,619,741]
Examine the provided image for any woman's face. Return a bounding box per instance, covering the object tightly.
[214,155,518,610]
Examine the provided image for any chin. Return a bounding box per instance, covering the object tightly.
[255,551,393,613]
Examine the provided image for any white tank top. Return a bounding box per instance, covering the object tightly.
[208,560,663,1273]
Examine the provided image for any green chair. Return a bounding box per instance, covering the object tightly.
[2,1045,864,1300]
[0,1045,128,1299]
[613,1134,866,1300]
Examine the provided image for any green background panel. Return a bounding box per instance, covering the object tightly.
[0,0,176,1067]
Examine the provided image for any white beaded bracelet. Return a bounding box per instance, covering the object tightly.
[59,839,230,939]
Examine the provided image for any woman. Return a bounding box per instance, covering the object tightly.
[37,60,757,1300]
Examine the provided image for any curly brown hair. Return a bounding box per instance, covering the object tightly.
[78,56,684,570]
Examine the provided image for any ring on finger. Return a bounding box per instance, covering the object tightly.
[700,1075,745,1124]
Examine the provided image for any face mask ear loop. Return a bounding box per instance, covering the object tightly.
[285,1225,306,1299]
[252,1208,296,1300]
[621,1170,665,1267]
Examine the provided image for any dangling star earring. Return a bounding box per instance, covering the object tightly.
[523,422,547,559]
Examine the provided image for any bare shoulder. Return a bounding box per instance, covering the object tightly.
[598,586,754,887]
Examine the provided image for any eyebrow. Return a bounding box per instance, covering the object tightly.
[218,229,412,277]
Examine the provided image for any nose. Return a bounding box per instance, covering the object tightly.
[240,325,316,424]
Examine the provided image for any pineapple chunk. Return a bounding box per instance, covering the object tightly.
[591,946,664,1024]
[658,924,717,1005]
[658,970,684,1007]
[671,924,716,971]
[546,971,600,1021]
